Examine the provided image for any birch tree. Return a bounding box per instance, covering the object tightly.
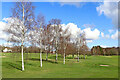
[49,19,62,62]
[60,28,70,64]
[29,14,45,67]
[3,2,35,71]
[76,33,84,62]
[43,24,53,61]
[81,32,88,59]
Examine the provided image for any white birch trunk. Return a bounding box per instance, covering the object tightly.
[21,44,24,71]
[63,48,65,64]
[56,52,57,62]
[55,40,57,62]
[40,52,42,67]
[40,40,42,67]
[21,4,25,71]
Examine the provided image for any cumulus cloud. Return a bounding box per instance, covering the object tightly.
[96,2,118,28]
[82,28,100,40]
[3,42,13,47]
[101,30,120,40]
[61,23,101,42]
[101,32,111,39]
[1,19,99,44]
[61,23,82,39]
[0,21,8,40]
[111,30,118,40]
[108,29,114,33]
[0,18,101,44]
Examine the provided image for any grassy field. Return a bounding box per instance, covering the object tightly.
[1,53,118,78]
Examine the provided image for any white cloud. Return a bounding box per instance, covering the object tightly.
[0,21,8,40]
[101,30,119,40]
[61,23,81,39]
[100,45,118,48]
[86,40,93,43]
[59,2,85,8]
[3,42,13,47]
[61,23,101,43]
[100,45,110,48]
[96,2,118,28]
[101,32,104,37]
[108,29,114,33]
[61,23,100,41]
[82,28,100,40]
[60,2,81,7]
[2,19,100,44]
[111,30,118,40]
[101,32,111,39]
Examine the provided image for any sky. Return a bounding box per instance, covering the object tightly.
[0,2,119,48]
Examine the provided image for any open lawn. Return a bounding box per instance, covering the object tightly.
[1,53,118,78]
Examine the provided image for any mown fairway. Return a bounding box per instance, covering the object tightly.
[1,53,118,78]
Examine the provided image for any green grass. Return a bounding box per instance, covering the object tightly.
[1,53,118,78]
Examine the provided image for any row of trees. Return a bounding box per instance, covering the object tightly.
[91,46,119,55]
[3,2,88,71]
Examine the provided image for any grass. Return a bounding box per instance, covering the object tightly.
[1,53,118,78]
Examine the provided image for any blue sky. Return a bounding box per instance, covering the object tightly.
[0,2,118,48]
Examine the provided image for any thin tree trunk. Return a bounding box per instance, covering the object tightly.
[63,48,65,64]
[40,51,42,67]
[55,41,57,62]
[40,40,42,67]
[56,52,57,62]
[84,54,85,59]
[21,3,25,71]
[21,44,24,71]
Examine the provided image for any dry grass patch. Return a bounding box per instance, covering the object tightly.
[0,56,6,58]
[100,65,109,67]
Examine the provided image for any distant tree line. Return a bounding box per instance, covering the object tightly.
[1,44,90,55]
[91,46,119,55]
[2,45,119,56]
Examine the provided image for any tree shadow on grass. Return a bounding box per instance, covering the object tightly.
[43,59,58,64]
[28,58,58,64]
[48,55,61,59]
[16,61,33,66]
[5,62,22,71]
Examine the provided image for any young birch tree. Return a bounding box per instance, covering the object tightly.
[60,28,70,64]
[29,14,45,67]
[3,2,35,71]
[43,24,53,61]
[76,33,85,62]
[49,19,62,62]
[76,37,80,62]
[81,32,86,59]
[81,32,89,59]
